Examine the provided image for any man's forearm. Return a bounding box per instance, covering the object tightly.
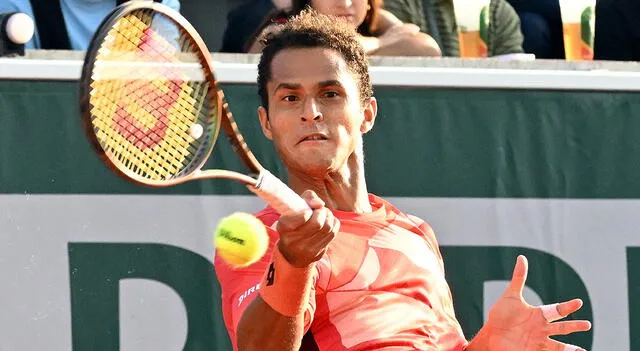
[237,247,316,351]
[236,295,306,351]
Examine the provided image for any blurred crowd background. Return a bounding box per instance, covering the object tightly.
[0,0,638,62]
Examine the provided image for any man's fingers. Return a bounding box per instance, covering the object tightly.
[307,210,339,244]
[331,216,341,235]
[301,190,325,209]
[507,255,528,296]
[540,303,563,322]
[540,299,584,323]
[305,207,328,233]
[303,213,340,257]
[310,230,336,254]
[545,320,592,336]
[557,298,584,318]
[279,206,331,237]
[312,209,336,235]
[277,209,313,231]
[278,190,329,231]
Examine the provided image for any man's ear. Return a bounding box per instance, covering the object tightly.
[360,97,377,134]
[258,106,273,140]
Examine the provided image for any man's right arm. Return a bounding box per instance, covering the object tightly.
[236,256,316,351]
[238,296,305,351]
[237,190,339,351]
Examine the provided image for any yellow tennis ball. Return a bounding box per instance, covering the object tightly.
[214,212,268,268]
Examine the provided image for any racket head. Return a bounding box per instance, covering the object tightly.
[79,2,222,186]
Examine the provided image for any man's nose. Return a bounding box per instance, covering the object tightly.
[300,98,324,123]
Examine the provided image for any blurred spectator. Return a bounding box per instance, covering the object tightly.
[505,0,564,59]
[221,0,291,53]
[594,0,640,61]
[0,0,180,50]
[383,0,523,57]
[243,0,442,56]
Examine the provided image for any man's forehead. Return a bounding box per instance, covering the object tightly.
[269,47,353,85]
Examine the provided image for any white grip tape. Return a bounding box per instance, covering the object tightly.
[248,169,309,214]
[540,303,563,322]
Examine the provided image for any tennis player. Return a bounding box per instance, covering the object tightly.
[214,9,591,351]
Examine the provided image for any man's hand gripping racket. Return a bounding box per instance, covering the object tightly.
[79,1,307,215]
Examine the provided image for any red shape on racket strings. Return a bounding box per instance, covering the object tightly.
[111,27,186,150]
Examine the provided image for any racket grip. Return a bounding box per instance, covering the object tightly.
[248,170,309,214]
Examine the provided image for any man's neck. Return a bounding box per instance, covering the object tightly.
[287,154,372,213]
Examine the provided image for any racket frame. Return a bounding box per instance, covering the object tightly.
[80,2,310,214]
[79,1,262,188]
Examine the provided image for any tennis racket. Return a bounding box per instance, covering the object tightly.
[79,1,308,214]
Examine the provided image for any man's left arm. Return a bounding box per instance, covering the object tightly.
[465,256,591,351]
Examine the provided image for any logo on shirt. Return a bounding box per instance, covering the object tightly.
[238,283,261,306]
[266,262,275,286]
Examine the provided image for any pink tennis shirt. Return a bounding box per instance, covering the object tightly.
[214,194,468,350]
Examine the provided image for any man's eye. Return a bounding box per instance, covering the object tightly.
[283,95,298,102]
[324,91,339,98]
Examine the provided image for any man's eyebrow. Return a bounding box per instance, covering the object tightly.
[318,80,344,88]
[272,80,344,92]
[273,82,301,92]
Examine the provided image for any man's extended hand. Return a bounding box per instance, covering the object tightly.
[468,255,592,351]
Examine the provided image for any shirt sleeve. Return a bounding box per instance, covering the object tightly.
[214,228,274,350]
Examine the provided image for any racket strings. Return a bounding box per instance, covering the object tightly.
[88,9,213,181]
[92,12,186,178]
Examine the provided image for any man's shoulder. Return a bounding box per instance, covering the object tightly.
[395,211,434,235]
[370,194,418,216]
[370,194,437,237]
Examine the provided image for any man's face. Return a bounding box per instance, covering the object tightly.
[258,47,376,178]
[310,0,369,28]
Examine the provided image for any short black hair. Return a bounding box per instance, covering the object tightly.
[257,9,373,111]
